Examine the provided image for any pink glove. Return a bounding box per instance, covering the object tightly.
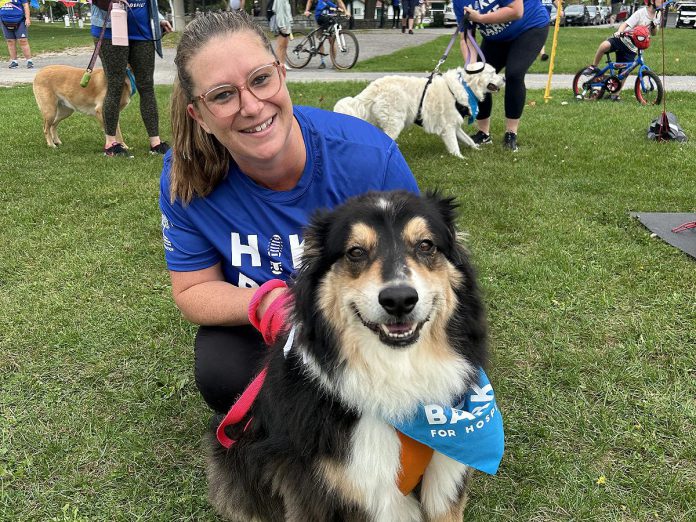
[248,280,292,345]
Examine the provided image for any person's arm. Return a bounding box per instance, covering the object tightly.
[335,0,348,14]
[464,0,524,24]
[23,0,31,27]
[170,264,285,326]
[304,0,313,16]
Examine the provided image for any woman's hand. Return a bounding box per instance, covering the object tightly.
[463,6,482,23]
[161,20,173,33]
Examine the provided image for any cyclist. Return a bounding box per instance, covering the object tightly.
[304,0,348,69]
[584,0,661,99]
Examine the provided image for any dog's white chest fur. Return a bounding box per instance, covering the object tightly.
[344,415,469,522]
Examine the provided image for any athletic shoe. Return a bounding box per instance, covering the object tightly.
[409,29,414,34]
[27,60,34,69]
[610,94,622,102]
[583,65,600,76]
[470,130,492,145]
[150,141,171,155]
[503,131,518,152]
[540,53,549,61]
[9,61,18,69]
[318,62,326,69]
[402,26,406,33]
[104,142,134,158]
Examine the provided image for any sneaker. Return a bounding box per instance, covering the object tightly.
[409,29,414,34]
[503,131,518,152]
[318,61,326,69]
[149,141,170,155]
[104,142,134,158]
[9,60,18,69]
[583,65,600,76]
[540,53,549,61]
[470,130,492,145]
[27,60,34,69]
[402,26,406,33]
[610,94,622,102]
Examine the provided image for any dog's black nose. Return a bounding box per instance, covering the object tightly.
[378,286,419,316]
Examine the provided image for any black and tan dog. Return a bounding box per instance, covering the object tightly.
[207,191,488,521]
[32,65,132,148]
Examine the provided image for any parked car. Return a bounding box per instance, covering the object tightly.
[550,6,566,26]
[616,5,631,22]
[443,4,457,26]
[586,5,602,25]
[564,4,591,25]
[676,2,696,27]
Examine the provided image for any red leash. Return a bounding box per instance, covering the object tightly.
[216,279,288,448]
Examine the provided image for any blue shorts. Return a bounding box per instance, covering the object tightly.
[1,19,28,40]
[401,0,417,18]
[607,36,636,64]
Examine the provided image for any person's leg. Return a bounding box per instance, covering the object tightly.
[501,25,548,137]
[6,38,18,62]
[473,38,509,137]
[593,40,612,67]
[276,33,289,65]
[98,38,130,148]
[194,325,267,414]
[128,40,164,149]
[18,37,31,61]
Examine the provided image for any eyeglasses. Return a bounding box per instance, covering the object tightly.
[195,61,283,118]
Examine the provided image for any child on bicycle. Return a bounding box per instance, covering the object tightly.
[304,0,348,69]
[585,0,662,99]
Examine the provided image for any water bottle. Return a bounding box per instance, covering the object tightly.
[111,2,129,47]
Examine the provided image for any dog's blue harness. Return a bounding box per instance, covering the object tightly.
[457,73,479,125]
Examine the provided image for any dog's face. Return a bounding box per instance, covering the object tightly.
[446,65,505,102]
[293,191,487,415]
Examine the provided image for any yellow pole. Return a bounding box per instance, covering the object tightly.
[544,1,563,102]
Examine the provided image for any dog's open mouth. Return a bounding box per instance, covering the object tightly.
[351,305,426,347]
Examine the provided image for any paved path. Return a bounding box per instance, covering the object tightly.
[2,27,694,91]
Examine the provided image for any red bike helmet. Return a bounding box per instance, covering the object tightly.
[630,25,651,50]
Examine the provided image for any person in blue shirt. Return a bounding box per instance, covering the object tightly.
[90,0,172,157]
[392,0,401,28]
[1,0,33,69]
[304,0,348,69]
[161,10,419,415]
[454,0,549,151]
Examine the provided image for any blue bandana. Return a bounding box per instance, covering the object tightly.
[126,68,137,96]
[459,75,479,125]
[392,368,504,475]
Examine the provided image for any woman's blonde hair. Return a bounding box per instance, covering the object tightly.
[169,10,275,204]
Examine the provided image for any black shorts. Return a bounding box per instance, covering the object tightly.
[317,11,333,29]
[607,36,636,64]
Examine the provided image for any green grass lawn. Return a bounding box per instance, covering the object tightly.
[1,82,695,521]
[354,27,696,75]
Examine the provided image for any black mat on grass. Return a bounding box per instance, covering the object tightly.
[631,212,696,260]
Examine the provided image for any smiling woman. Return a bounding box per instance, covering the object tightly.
[160,10,420,418]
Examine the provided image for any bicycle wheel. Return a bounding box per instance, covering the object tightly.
[572,66,605,100]
[286,31,313,69]
[330,30,359,70]
[634,70,663,106]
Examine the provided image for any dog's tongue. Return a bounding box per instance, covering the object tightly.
[385,323,413,335]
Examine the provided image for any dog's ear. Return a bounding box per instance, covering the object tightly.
[291,208,334,325]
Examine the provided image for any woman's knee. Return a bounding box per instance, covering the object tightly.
[194,325,266,413]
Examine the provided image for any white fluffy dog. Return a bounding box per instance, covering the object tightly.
[334,65,504,158]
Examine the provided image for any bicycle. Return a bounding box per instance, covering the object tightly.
[286,11,359,70]
[573,45,663,105]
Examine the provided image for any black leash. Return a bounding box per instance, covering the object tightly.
[414,25,460,126]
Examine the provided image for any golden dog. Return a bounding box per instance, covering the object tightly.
[32,65,132,148]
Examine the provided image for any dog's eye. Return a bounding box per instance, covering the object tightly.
[417,240,436,254]
[346,247,366,261]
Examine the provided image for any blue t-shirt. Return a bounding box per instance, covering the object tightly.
[314,0,336,19]
[90,0,153,41]
[0,0,27,23]
[453,0,549,41]
[159,106,420,288]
